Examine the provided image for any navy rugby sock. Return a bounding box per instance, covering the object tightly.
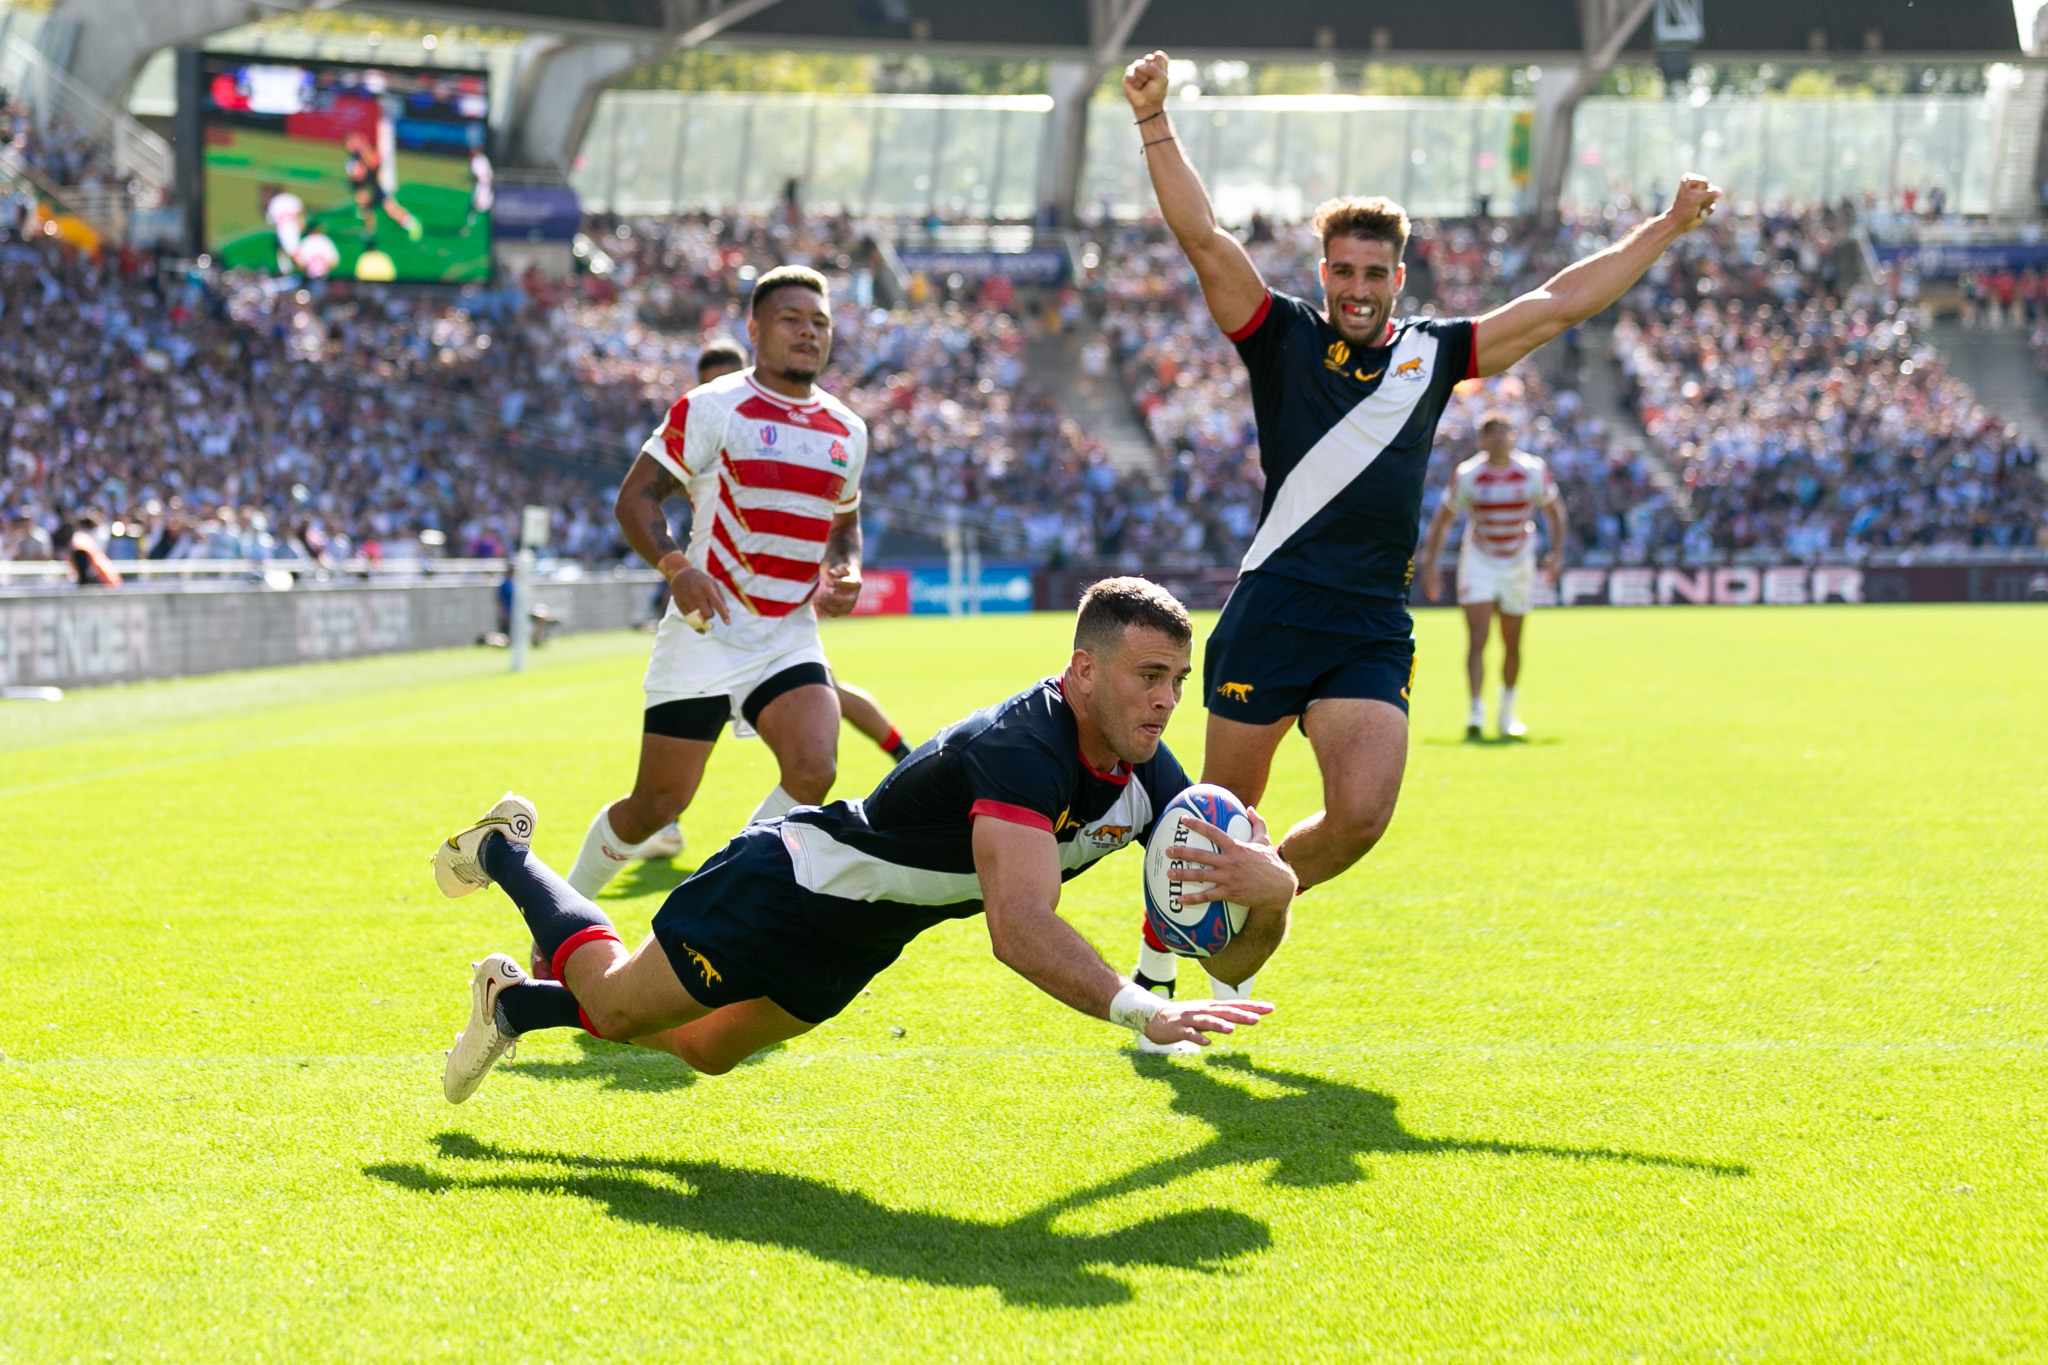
[481,832,624,979]
[494,981,585,1036]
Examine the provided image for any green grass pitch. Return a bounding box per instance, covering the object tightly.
[3,605,2045,1362]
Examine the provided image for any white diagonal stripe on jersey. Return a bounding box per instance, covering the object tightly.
[1240,327,1440,576]
[780,787,1157,906]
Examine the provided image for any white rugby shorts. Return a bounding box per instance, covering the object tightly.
[643,605,828,738]
[1457,545,1538,615]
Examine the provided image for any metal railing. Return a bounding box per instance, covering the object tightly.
[0,31,172,223]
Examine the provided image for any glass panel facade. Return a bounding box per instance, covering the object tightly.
[1566,96,1996,215]
[575,90,2008,221]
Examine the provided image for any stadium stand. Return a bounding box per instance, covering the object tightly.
[5,195,2044,580]
[1101,203,2047,566]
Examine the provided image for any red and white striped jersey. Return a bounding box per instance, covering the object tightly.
[1449,451,1557,559]
[643,369,867,618]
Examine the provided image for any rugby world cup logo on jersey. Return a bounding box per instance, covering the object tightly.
[759,424,779,446]
[1323,339,1382,383]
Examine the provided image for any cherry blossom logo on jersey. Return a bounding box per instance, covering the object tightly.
[759,424,779,446]
[828,439,849,467]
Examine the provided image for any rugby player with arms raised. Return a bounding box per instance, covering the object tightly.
[1121,48,1721,1008]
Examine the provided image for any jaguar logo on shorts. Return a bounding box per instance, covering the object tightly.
[1216,681,1255,703]
[677,940,722,987]
[759,424,779,446]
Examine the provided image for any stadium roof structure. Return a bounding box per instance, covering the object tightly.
[47,0,2034,223]
[369,0,2024,62]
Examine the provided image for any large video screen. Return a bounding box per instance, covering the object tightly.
[199,53,492,283]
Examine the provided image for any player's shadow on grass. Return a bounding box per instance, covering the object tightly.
[502,1033,698,1092]
[1040,1053,1746,1214]
[1419,734,1564,747]
[364,1132,1267,1308]
[505,1035,784,1092]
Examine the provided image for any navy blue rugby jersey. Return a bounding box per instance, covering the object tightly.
[777,677,1190,949]
[1228,290,1478,600]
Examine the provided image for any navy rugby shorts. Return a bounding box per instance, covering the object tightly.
[650,824,904,1025]
[1202,572,1416,726]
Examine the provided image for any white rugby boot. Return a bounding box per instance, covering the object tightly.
[637,821,685,860]
[431,792,538,898]
[443,953,526,1103]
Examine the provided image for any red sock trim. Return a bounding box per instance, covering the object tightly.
[551,925,624,984]
[577,1005,605,1039]
[879,727,902,753]
[1142,918,1168,952]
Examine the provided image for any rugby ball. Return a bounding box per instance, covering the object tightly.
[1143,783,1254,958]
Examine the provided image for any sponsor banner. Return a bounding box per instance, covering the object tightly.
[1871,241,2048,278]
[896,248,1068,285]
[493,184,583,242]
[850,568,910,616]
[908,564,1036,614]
[0,577,656,690]
[1553,563,2048,606]
[1037,563,2048,613]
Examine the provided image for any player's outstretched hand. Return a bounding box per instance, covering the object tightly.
[669,564,732,627]
[1421,565,1444,603]
[1166,811,1298,913]
[1123,50,1171,119]
[816,566,861,618]
[1664,174,1723,232]
[1143,997,1274,1049]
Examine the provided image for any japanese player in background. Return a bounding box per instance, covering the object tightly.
[1419,410,1567,740]
[561,266,868,906]
[1122,46,1722,1011]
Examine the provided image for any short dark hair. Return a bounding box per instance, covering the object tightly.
[1074,577,1193,657]
[1312,195,1411,260]
[1478,410,1513,433]
[749,264,829,316]
[697,338,747,379]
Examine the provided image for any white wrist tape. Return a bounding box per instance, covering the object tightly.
[1108,982,1167,1032]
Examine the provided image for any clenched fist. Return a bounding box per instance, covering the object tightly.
[1123,50,1171,120]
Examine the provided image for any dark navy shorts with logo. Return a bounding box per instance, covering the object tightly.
[649,824,906,1025]
[1202,571,1416,727]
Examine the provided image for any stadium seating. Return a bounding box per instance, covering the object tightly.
[1099,205,2046,565]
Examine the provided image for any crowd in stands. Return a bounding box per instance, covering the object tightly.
[0,232,621,572]
[0,206,1165,579]
[1101,213,1663,566]
[0,97,120,191]
[5,185,2045,587]
[1611,205,2044,557]
[574,212,1165,567]
[1101,200,2046,565]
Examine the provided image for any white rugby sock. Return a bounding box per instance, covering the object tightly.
[565,802,637,898]
[748,784,798,825]
[1499,686,1519,722]
[1206,971,1257,1001]
[1136,940,1180,989]
[1468,697,1485,727]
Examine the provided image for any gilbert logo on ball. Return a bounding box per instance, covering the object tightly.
[1143,783,1253,958]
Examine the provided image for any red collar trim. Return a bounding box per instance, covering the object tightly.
[745,373,824,410]
[1050,678,1133,785]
